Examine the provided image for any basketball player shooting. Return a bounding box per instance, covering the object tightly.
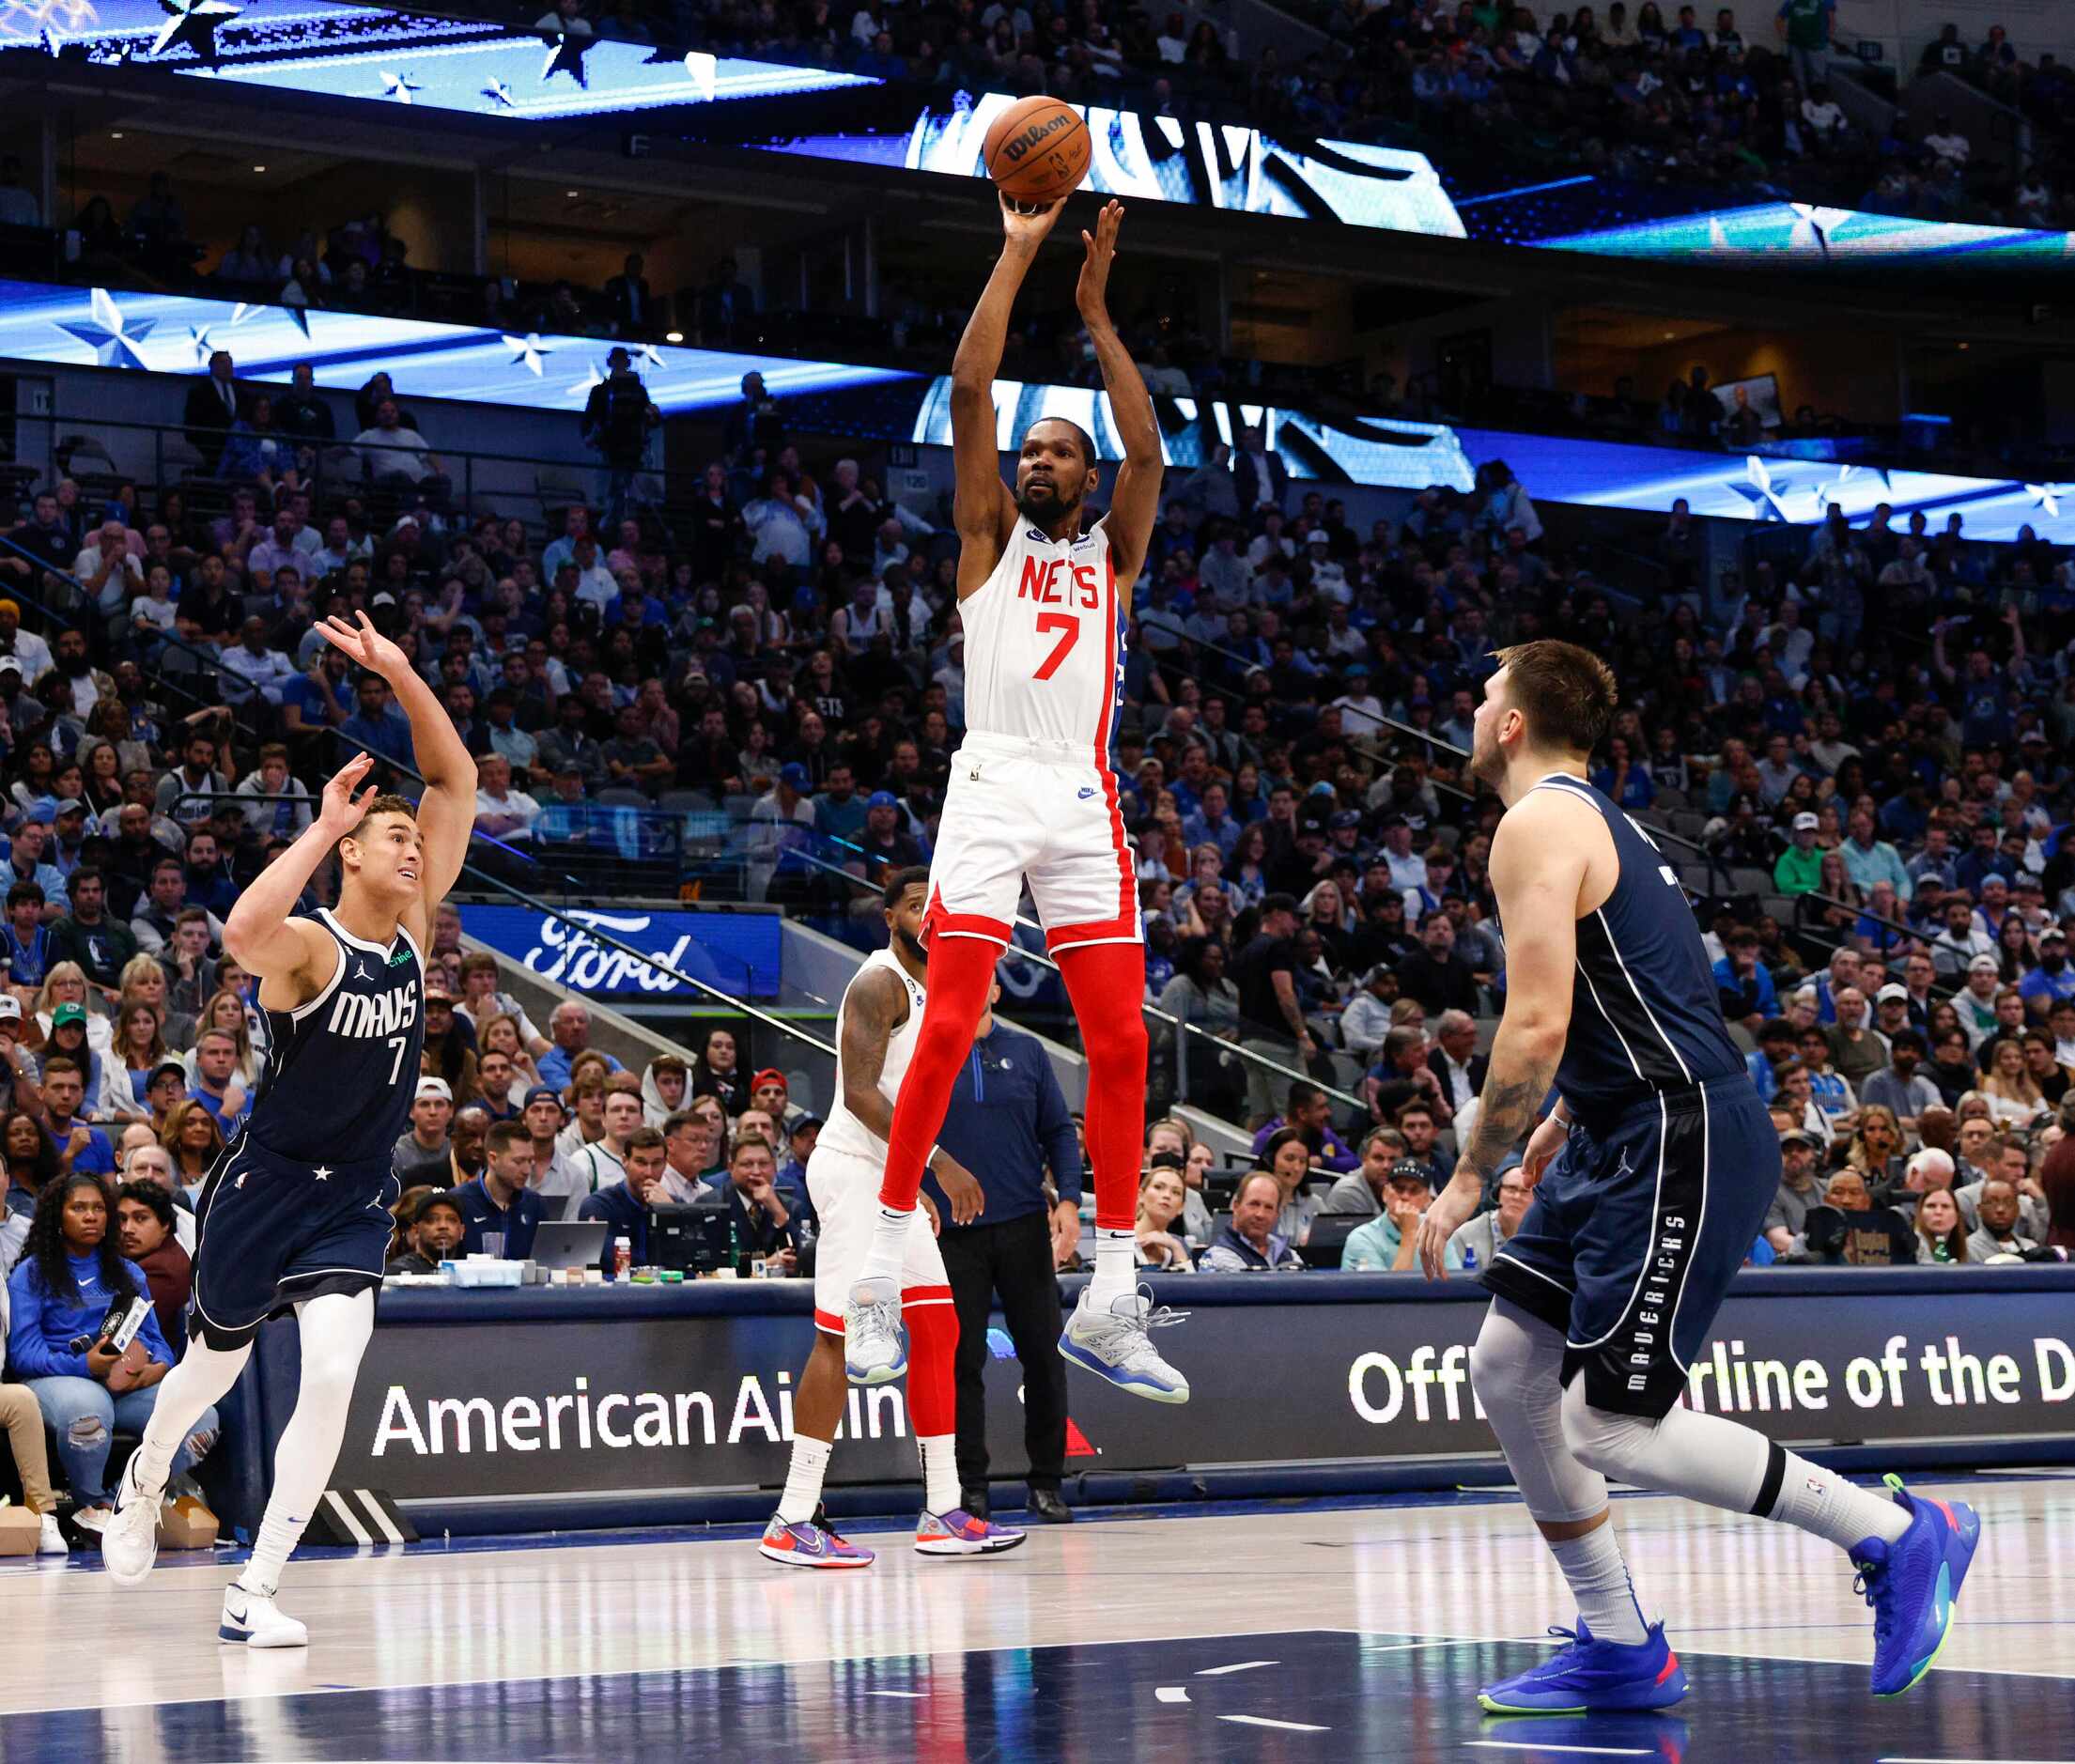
[1415,641,1979,1713]
[844,195,1186,1402]
[100,612,476,1647]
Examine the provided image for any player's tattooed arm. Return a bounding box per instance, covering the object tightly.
[1460,1062,1556,1185]
[837,967,909,1145]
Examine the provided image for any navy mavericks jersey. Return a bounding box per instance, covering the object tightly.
[1525,774,1743,1118]
[244,908,425,1171]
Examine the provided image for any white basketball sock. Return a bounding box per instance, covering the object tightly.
[1766,1453,1912,1553]
[919,1434,961,1516]
[1086,1229,1137,1305]
[777,1436,832,1525]
[1549,1525,1649,1646]
[859,1206,913,1289]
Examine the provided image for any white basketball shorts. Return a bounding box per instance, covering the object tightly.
[921,732,1141,954]
[808,1144,952,1335]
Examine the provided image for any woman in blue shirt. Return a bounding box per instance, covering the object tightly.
[6,1174,217,1524]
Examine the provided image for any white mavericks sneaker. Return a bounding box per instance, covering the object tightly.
[37,1512,68,1555]
[101,1456,162,1586]
[1059,1285,1190,1402]
[220,1584,309,1648]
[843,1276,907,1385]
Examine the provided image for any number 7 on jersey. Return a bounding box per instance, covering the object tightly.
[1032,611,1078,681]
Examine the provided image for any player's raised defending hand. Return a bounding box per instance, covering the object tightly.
[317,611,410,681]
[1076,199,1123,323]
[317,751,379,834]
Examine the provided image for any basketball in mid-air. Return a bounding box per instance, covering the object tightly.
[983,96,1091,209]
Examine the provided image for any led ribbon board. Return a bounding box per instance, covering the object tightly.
[0,0,876,116]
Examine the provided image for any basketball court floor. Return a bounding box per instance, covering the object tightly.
[5,1474,2068,1761]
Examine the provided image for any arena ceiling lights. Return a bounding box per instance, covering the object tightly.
[2,276,2068,541]
[1,0,876,116]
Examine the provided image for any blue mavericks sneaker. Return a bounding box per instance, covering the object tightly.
[915,1509,1028,1556]
[1478,1619,1687,1715]
[759,1513,875,1569]
[1853,1475,1981,1697]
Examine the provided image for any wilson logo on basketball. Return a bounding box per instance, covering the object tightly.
[1006,113,1076,160]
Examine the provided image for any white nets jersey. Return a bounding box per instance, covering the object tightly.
[814,947,927,1164]
[960,518,1123,752]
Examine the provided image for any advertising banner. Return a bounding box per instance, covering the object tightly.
[459,904,782,999]
[317,1273,2075,1510]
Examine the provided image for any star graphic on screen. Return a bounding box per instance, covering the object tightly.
[568,362,605,400]
[539,29,593,85]
[1728,454,1793,522]
[1786,202,1850,261]
[632,341,664,367]
[683,51,716,100]
[380,68,423,102]
[185,325,217,365]
[38,24,63,54]
[2026,484,2073,518]
[56,287,158,370]
[481,77,516,109]
[313,1166,333,1182]
[149,0,240,61]
[503,333,554,376]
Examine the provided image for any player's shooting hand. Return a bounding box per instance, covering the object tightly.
[317,752,379,832]
[1076,199,1123,319]
[1417,1170,1479,1280]
[932,1151,986,1225]
[999,190,1066,250]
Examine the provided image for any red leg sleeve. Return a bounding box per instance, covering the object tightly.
[877,934,999,1211]
[904,1296,958,1436]
[1055,940,1151,1234]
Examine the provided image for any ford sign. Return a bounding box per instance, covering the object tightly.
[461,905,782,1000]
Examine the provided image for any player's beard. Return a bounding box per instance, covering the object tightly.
[1467,719,1503,788]
[1014,478,1079,526]
[895,927,927,966]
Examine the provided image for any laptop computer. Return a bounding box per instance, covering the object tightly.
[531,1220,608,1272]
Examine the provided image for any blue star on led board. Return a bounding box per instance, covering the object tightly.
[56,288,158,369]
[150,0,240,61]
[504,333,553,376]
[185,325,217,364]
[1729,454,1793,521]
[381,68,423,102]
[482,77,516,109]
[539,30,593,85]
[2027,484,2073,518]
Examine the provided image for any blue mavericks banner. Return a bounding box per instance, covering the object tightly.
[0,0,874,118]
[462,905,782,1001]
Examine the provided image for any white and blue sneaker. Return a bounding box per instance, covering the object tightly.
[759,1513,875,1569]
[101,1455,162,1586]
[844,1277,907,1386]
[915,1509,1027,1556]
[1059,1286,1189,1403]
[219,1584,308,1648]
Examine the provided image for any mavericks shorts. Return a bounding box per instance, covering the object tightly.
[809,1144,952,1336]
[189,1138,401,1351]
[923,733,1141,954]
[1481,1075,1778,1418]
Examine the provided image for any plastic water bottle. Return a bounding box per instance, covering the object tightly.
[1462,1246,1478,1274]
[613,1236,632,1280]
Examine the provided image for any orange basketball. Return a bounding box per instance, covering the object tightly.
[983,96,1091,208]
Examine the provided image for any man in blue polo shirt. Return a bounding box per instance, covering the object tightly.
[931,977,1083,1524]
[452,1120,545,1259]
[578,1123,668,1275]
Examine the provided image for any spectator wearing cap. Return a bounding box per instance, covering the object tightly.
[1200,1171,1305,1272]
[748,761,816,903]
[2021,926,2075,1020]
[394,1076,455,1187]
[1774,812,1824,894]
[144,1059,191,1137]
[1339,964,1397,1058]
[386,1188,463,1274]
[854,790,925,871]
[775,1111,819,1216]
[1376,816,1425,891]
[1871,981,1913,1047]
[1341,1160,1460,1272]
[521,1085,591,1220]
[1764,1127,1828,1259]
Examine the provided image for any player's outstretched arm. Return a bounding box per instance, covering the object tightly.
[950,193,1064,596]
[1417,795,1584,1277]
[841,966,986,1222]
[319,612,478,913]
[224,751,379,1001]
[1076,200,1161,588]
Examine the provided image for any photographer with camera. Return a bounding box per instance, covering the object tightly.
[5,1174,215,1529]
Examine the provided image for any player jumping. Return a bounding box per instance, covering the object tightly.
[1417,641,1979,1711]
[761,868,1025,1566]
[843,195,1184,1402]
[101,613,476,1646]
